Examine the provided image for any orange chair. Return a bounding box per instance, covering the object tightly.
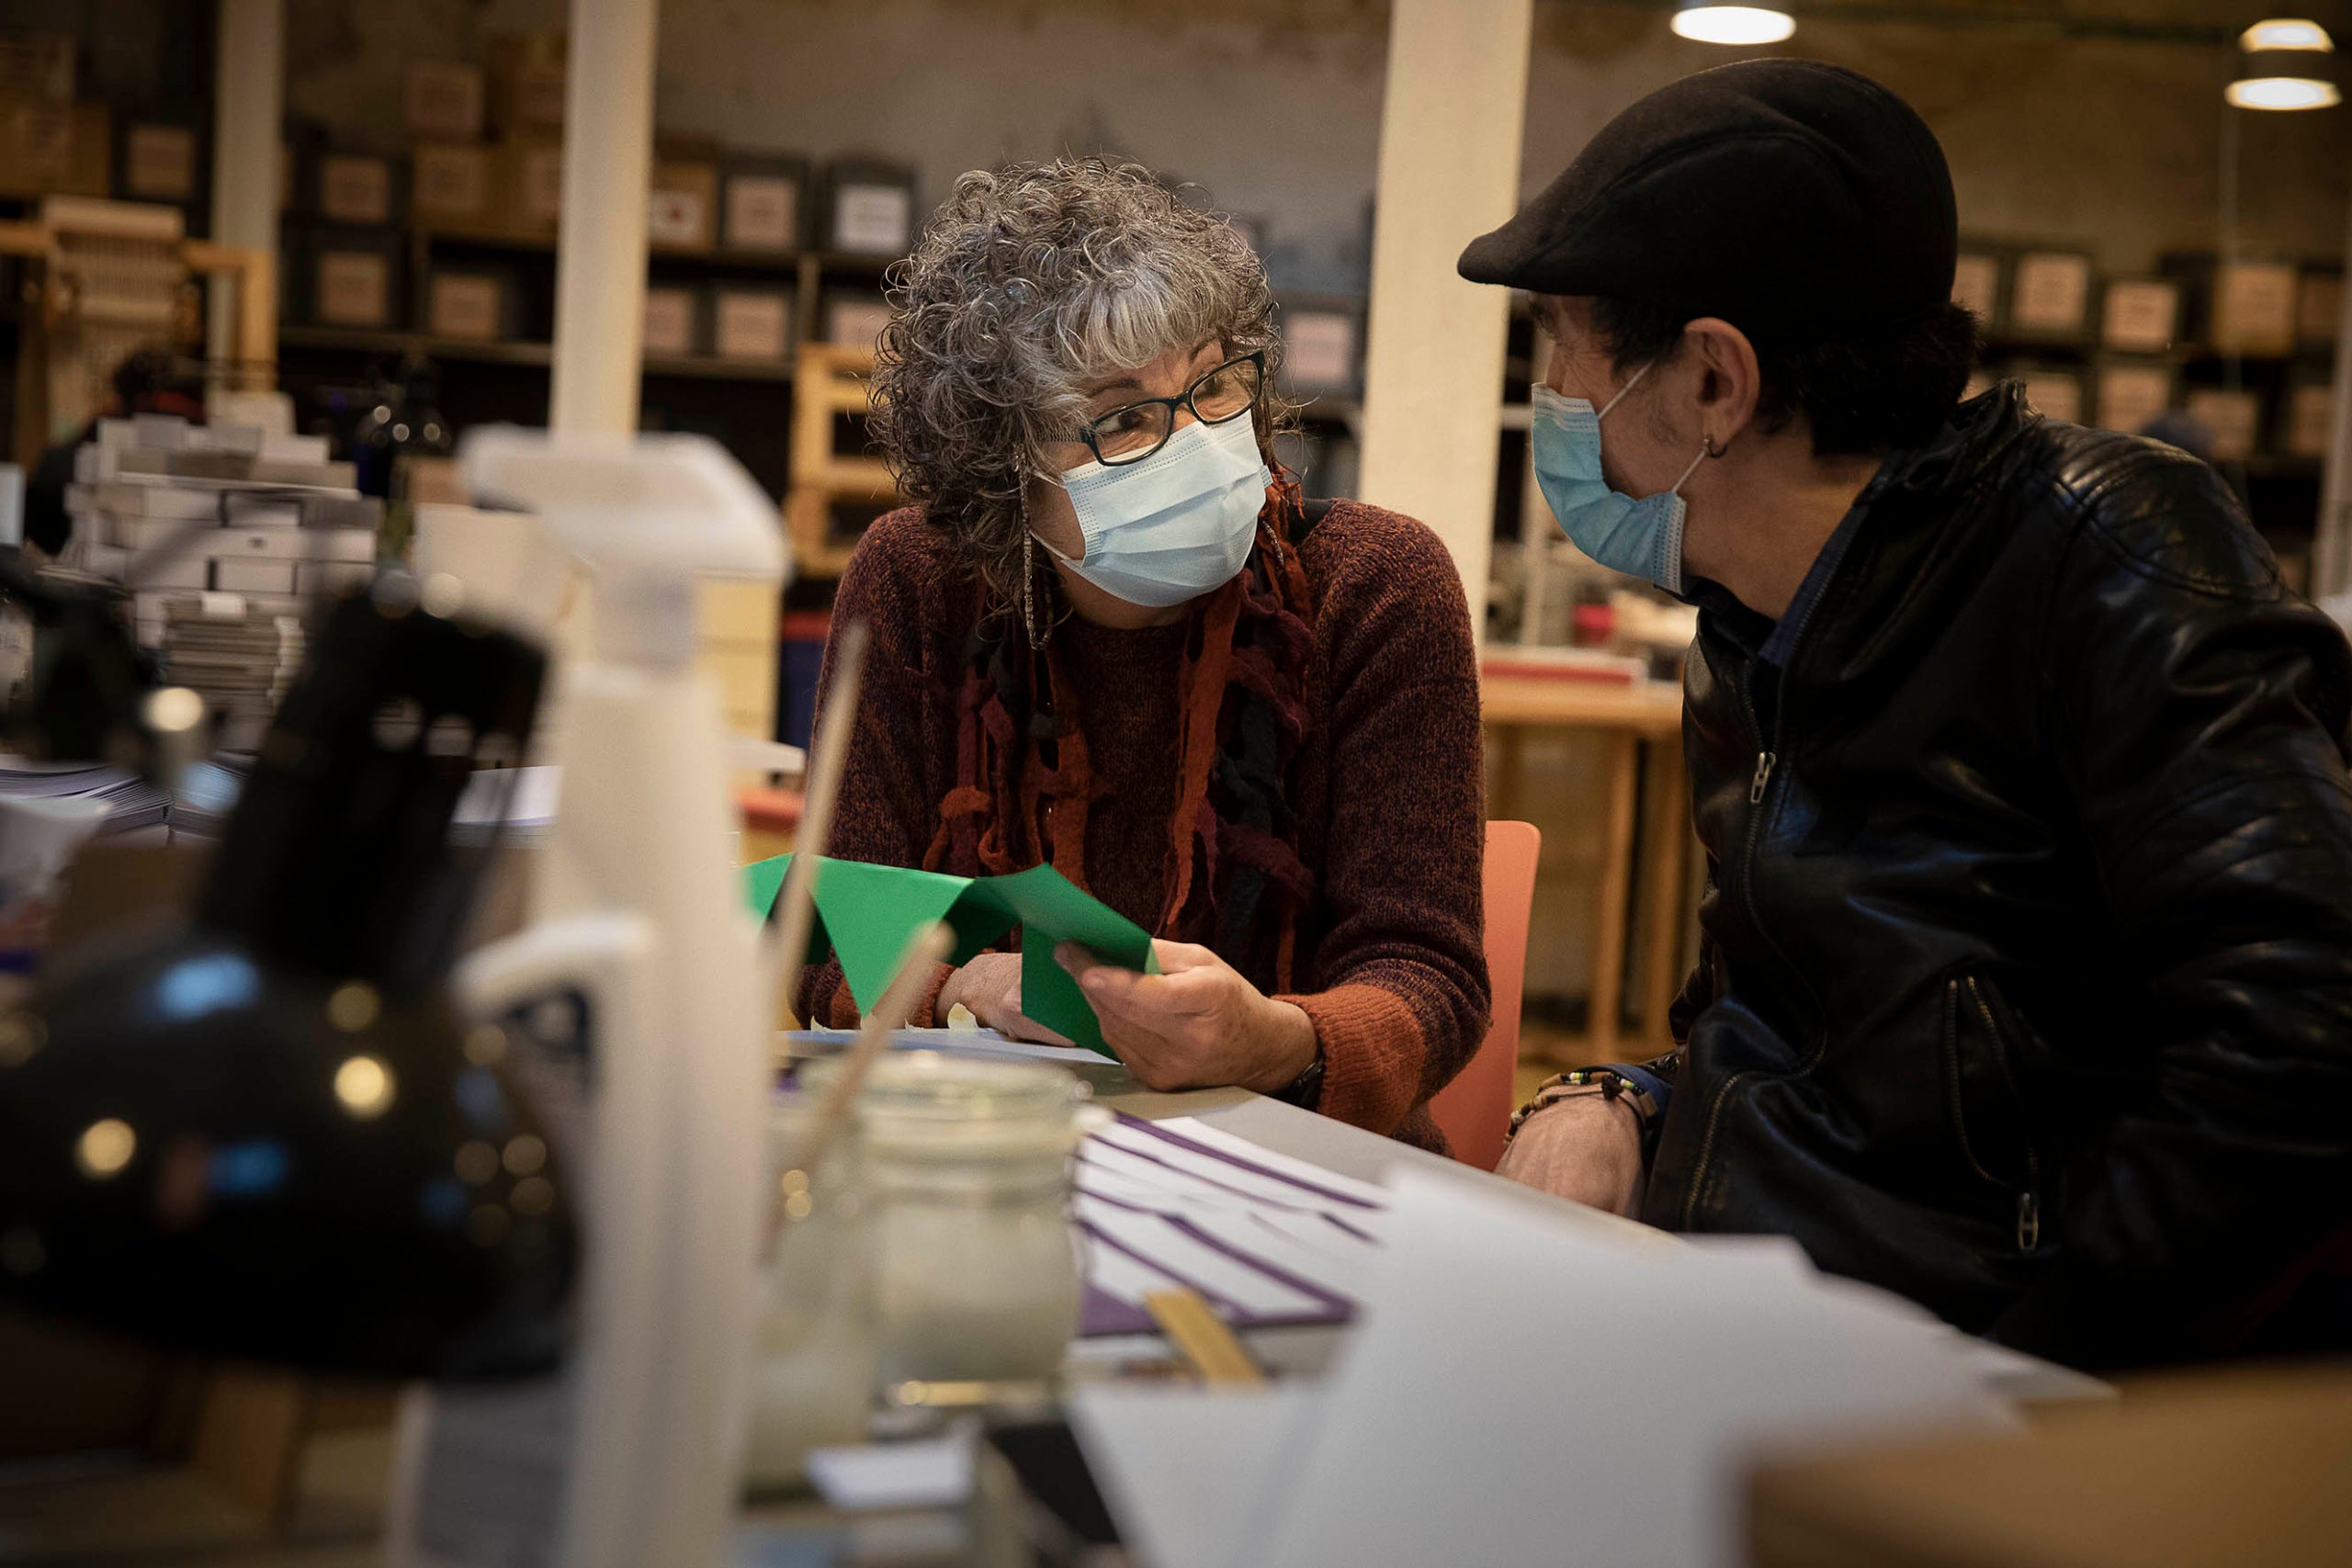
[1429,819,1543,1170]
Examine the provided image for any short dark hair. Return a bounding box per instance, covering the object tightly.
[1589,298,1980,457]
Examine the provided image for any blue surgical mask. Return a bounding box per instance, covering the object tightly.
[1042,413,1272,609]
[1530,362,1711,595]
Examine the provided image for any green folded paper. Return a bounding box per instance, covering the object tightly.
[744,852,1158,1055]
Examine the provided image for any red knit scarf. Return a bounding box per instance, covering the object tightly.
[924,479,1319,990]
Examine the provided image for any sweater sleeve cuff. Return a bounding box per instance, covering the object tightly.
[1279,983,1427,1136]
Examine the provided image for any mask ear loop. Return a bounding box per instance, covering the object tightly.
[1596,358,1658,421]
[1668,439,1715,496]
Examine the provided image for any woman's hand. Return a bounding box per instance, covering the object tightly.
[934,953,1074,1046]
[1057,939,1319,1095]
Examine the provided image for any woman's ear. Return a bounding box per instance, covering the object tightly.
[1680,317,1763,450]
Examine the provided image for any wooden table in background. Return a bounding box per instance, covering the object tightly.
[1481,673,1690,1064]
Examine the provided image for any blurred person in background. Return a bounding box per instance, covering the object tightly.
[23,349,207,557]
[1474,61,2352,1367]
[798,159,1490,1151]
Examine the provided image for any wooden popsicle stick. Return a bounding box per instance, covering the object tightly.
[770,617,868,1040]
[764,919,953,1254]
[1144,1288,1266,1387]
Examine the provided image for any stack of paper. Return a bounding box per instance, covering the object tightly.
[155,596,306,753]
[58,416,379,650]
[1075,1159,2017,1568]
[0,759,170,837]
[1073,1114,1386,1337]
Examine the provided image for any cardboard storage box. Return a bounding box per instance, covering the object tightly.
[0,96,108,197]
[712,287,793,361]
[720,153,808,253]
[824,290,893,351]
[2093,361,2172,434]
[2298,268,2342,348]
[315,152,397,226]
[412,141,496,230]
[642,286,705,357]
[302,228,405,329]
[2007,250,2094,337]
[2210,259,2300,355]
[2018,367,2085,425]
[649,160,718,251]
[1283,307,1363,395]
[820,157,917,255]
[2098,278,2179,354]
[2285,383,2335,458]
[2184,386,2262,460]
[503,138,563,237]
[405,60,485,141]
[428,272,509,342]
[488,31,566,135]
[121,122,196,202]
[1950,250,1999,323]
[0,30,73,102]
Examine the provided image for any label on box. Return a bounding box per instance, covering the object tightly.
[2010,254,2090,334]
[2020,373,2082,425]
[831,183,910,254]
[1284,311,1358,389]
[2185,389,2260,461]
[317,252,390,327]
[2100,280,2177,353]
[725,175,798,252]
[2096,365,2171,434]
[320,154,392,224]
[1951,254,1998,321]
[714,292,789,360]
[520,143,563,225]
[2287,385,2335,458]
[414,144,490,221]
[0,33,74,102]
[2214,263,2298,355]
[407,61,485,141]
[126,125,194,200]
[430,275,502,341]
[642,288,697,356]
[213,558,299,595]
[648,187,709,248]
[827,298,893,351]
[2298,274,2342,345]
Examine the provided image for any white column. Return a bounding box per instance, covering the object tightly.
[1355,0,1534,647]
[208,0,281,367]
[549,0,658,434]
[2313,186,2352,599]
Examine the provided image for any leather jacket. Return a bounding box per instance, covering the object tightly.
[1645,383,2352,1369]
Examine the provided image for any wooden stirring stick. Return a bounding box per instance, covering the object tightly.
[770,618,868,1040]
[765,919,953,1253]
[1145,1288,1266,1386]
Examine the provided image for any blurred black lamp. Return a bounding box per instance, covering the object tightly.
[0,580,576,1379]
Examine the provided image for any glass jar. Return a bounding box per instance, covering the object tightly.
[740,1095,879,1491]
[830,1052,1093,1385]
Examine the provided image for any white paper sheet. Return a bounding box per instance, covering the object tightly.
[1090,1122,1381,1215]
[1254,1168,2013,1568]
[1069,1385,1326,1568]
[1144,1116,1391,1208]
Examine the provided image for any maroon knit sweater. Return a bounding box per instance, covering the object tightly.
[800,501,1489,1151]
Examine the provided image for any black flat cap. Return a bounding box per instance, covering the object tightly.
[1460,60,1955,337]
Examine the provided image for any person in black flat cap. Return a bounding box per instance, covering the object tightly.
[1480,60,2352,1370]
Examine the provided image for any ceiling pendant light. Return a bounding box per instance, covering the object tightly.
[1671,4,1797,48]
[2228,17,2341,110]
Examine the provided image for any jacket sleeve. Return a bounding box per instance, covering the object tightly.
[792,514,957,1030]
[1990,447,2352,1366]
[1277,515,1491,1135]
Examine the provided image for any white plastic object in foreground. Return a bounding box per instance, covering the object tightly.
[427,432,782,1568]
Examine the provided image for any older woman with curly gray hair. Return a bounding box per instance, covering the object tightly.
[800,158,1489,1151]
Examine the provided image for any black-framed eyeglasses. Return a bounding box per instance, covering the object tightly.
[1067,351,1266,468]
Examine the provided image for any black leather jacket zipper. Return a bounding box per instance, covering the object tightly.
[1944,976,2045,1251]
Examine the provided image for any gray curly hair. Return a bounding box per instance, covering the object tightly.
[870,158,1285,604]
